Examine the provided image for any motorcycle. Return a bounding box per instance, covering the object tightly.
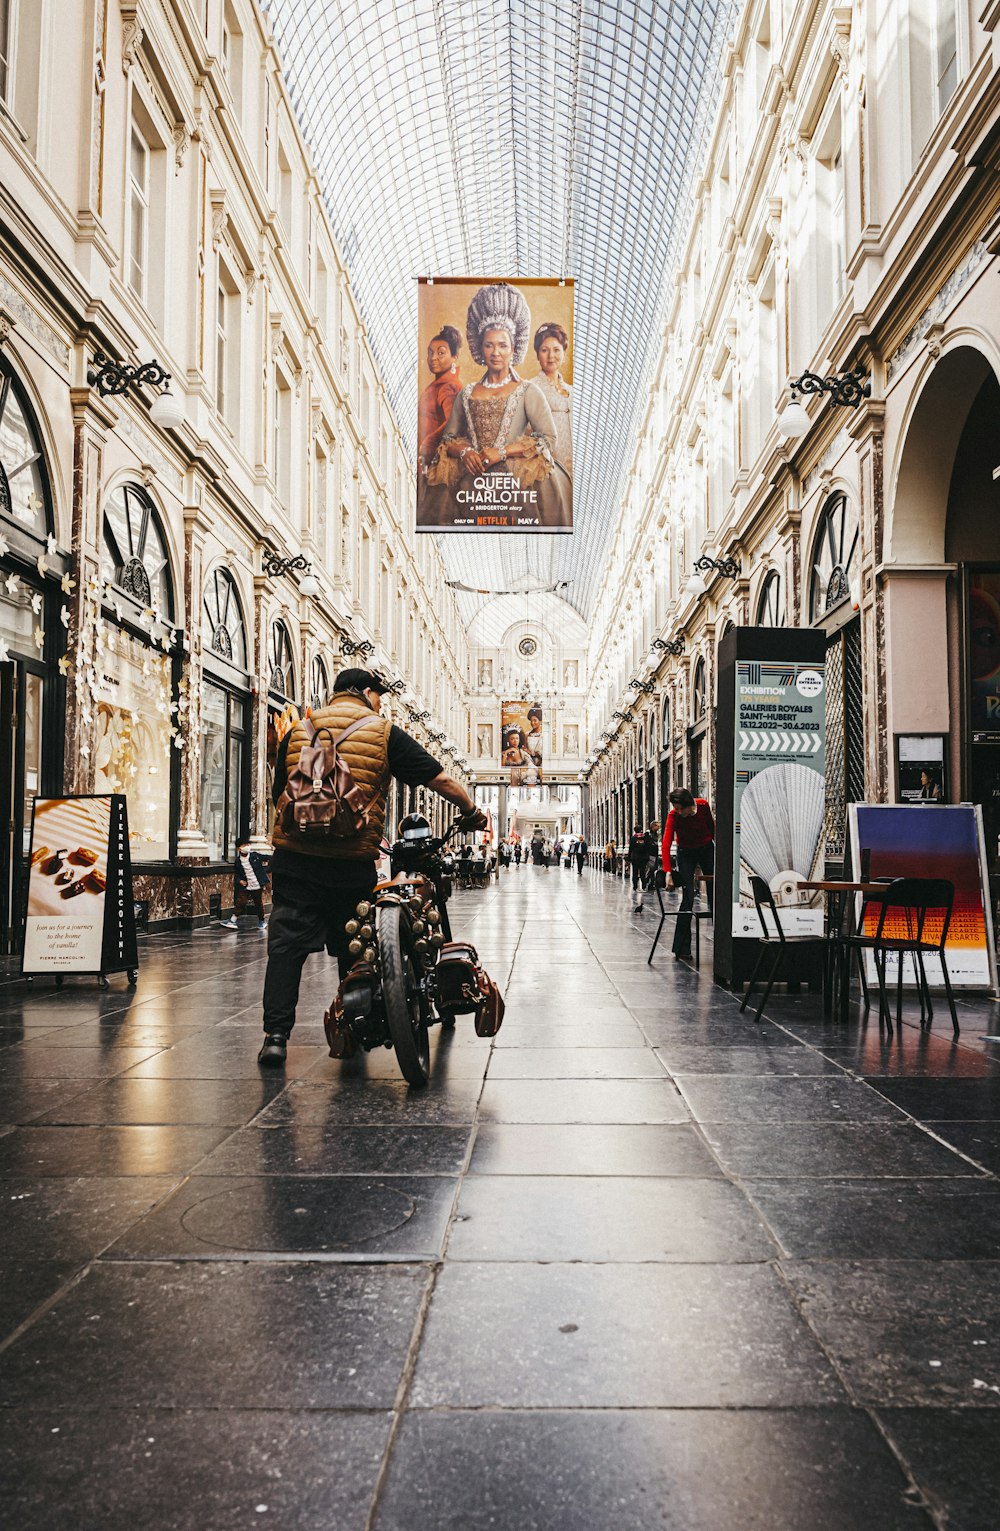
[325,817,504,1087]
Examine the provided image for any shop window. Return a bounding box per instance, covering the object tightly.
[269,619,295,701]
[0,366,51,536]
[221,1,243,119]
[101,484,174,616]
[692,658,707,721]
[200,678,245,862]
[203,566,247,670]
[92,626,172,861]
[128,124,150,301]
[756,569,785,626]
[310,654,329,711]
[808,493,859,623]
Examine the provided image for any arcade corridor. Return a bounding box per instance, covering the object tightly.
[1,866,999,1529]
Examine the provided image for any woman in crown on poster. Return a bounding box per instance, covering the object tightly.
[421,282,571,530]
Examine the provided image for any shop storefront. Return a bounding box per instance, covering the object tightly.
[200,568,251,862]
[0,359,65,954]
[265,618,297,837]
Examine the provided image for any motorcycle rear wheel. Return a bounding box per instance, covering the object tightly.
[378,903,430,1087]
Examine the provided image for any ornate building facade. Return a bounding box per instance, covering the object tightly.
[0,0,471,942]
[585,0,1000,880]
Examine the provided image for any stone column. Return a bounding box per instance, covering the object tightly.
[249,575,272,851]
[66,385,116,794]
[849,399,888,800]
[175,497,214,859]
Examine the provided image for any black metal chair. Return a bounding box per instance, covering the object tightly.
[647,876,713,967]
[739,876,827,1024]
[841,877,959,1035]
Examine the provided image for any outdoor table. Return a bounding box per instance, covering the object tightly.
[800,879,894,1021]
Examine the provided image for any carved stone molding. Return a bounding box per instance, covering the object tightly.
[121,10,143,75]
[210,195,228,254]
[172,123,190,171]
[0,307,15,349]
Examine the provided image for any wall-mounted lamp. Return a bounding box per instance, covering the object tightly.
[382,678,406,696]
[628,678,656,695]
[694,554,740,581]
[612,709,632,722]
[88,351,185,429]
[777,366,870,439]
[262,550,319,598]
[652,635,684,656]
[340,635,375,659]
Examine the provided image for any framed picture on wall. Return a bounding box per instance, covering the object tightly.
[895,735,947,803]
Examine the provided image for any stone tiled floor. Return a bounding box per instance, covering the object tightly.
[1,867,1000,1528]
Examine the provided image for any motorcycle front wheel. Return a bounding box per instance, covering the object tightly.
[378,903,430,1087]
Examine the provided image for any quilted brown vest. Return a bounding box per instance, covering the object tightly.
[272,694,391,861]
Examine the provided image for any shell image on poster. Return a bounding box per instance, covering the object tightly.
[501,701,544,787]
[417,277,574,532]
[732,661,827,937]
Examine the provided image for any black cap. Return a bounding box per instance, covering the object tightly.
[334,667,388,695]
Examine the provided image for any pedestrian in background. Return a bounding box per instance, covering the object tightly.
[221,839,270,933]
[662,788,715,960]
[628,825,648,911]
[575,836,588,875]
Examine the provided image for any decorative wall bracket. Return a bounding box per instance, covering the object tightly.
[262,550,311,580]
[694,554,740,580]
[340,635,375,659]
[652,635,684,655]
[788,366,870,408]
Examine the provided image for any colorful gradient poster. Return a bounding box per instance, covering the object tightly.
[850,804,997,989]
[416,277,574,532]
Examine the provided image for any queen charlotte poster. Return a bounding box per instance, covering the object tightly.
[417,277,574,533]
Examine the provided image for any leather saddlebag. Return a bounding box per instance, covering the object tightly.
[435,942,481,1014]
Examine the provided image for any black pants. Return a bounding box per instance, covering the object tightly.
[262,870,376,1036]
[576,855,585,875]
[236,887,266,921]
[672,843,714,955]
[629,859,646,889]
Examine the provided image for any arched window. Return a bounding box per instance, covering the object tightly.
[757,569,785,627]
[637,728,644,769]
[310,654,330,710]
[692,658,707,721]
[269,619,296,700]
[809,493,859,623]
[661,693,671,751]
[0,364,52,537]
[203,567,247,670]
[101,484,174,617]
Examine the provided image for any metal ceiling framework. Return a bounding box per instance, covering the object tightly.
[265,0,735,624]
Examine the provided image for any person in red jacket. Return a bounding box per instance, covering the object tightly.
[661,787,715,960]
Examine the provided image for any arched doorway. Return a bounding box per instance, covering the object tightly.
[810,492,863,860]
[887,345,1000,894]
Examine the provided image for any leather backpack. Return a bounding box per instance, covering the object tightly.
[276,716,380,839]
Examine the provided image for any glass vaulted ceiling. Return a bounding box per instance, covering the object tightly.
[265,0,735,620]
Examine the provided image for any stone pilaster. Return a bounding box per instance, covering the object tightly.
[175,498,214,859]
[249,576,272,850]
[66,385,116,794]
[849,399,887,801]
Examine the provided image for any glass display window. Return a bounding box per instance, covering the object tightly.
[200,677,246,861]
[0,369,50,537]
[91,626,172,860]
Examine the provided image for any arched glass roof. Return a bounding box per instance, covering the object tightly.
[265,0,735,618]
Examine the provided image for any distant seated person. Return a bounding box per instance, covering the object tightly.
[221,839,271,934]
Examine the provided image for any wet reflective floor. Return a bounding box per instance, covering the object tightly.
[1,866,1000,1528]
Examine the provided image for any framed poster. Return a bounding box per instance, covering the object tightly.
[850,803,998,990]
[895,735,947,803]
[22,795,138,978]
[501,700,544,786]
[732,658,827,938]
[417,276,574,532]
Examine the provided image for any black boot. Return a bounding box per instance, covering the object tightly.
[258,1033,288,1067]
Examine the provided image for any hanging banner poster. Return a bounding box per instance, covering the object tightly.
[732,660,827,938]
[850,803,998,990]
[22,795,138,977]
[501,700,544,787]
[417,276,574,533]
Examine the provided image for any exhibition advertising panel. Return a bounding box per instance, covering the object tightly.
[732,659,827,938]
[417,277,574,532]
[501,700,544,786]
[850,803,998,990]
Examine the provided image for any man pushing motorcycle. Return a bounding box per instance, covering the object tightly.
[258,667,486,1067]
